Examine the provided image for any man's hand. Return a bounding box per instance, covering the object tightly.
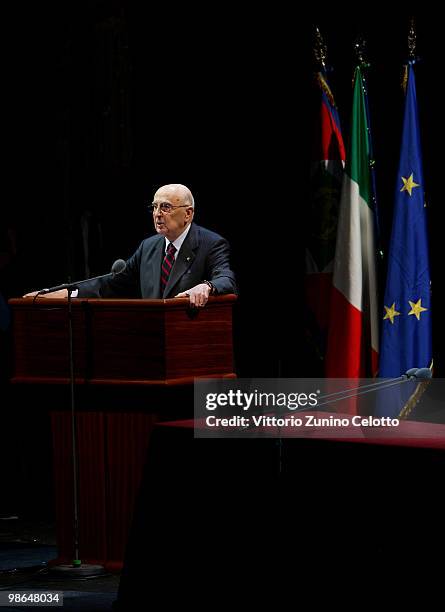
[23,289,69,299]
[175,283,210,307]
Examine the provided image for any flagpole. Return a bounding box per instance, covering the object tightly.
[307,27,346,373]
[354,36,382,262]
[377,17,433,417]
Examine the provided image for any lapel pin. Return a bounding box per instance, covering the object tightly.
[186,257,191,261]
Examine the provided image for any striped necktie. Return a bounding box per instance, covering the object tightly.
[161,242,176,293]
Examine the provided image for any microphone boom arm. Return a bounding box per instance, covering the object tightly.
[36,259,126,296]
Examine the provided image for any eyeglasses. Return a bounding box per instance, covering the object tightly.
[147,202,191,214]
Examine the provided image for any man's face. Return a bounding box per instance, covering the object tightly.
[152,187,194,241]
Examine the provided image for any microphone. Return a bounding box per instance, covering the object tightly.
[301,367,427,412]
[111,259,126,275]
[403,367,419,378]
[38,259,127,295]
[413,367,432,380]
[313,367,420,406]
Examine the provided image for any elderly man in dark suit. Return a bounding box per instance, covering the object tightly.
[26,184,237,307]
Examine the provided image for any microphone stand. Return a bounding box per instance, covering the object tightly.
[48,287,105,577]
[31,260,125,575]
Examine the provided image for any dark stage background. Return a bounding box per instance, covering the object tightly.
[0,5,443,520]
[2,6,443,377]
[2,5,443,376]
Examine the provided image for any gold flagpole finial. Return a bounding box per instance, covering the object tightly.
[354,35,368,67]
[402,18,417,93]
[408,18,416,59]
[313,26,327,71]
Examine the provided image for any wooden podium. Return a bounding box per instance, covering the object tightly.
[9,295,236,570]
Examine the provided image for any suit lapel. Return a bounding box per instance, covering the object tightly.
[163,224,199,298]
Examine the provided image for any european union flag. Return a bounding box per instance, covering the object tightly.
[378,64,432,414]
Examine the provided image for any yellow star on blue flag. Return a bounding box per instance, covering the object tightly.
[383,303,401,324]
[400,173,420,196]
[408,298,428,321]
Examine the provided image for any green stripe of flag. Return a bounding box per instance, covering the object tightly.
[346,67,371,207]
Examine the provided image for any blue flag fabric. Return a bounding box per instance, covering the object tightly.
[379,64,432,386]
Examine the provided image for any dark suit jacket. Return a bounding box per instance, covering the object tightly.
[77,223,237,299]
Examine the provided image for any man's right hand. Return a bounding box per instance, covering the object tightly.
[23,289,68,299]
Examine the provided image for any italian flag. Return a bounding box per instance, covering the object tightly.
[325,66,379,379]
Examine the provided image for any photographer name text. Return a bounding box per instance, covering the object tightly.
[205,415,399,428]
